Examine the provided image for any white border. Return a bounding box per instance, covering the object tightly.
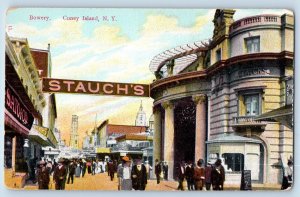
[0,1,298,197]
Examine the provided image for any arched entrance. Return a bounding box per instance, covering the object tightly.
[174,98,196,175]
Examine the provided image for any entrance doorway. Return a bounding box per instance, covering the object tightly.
[174,99,196,176]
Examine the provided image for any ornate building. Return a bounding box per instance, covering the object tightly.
[150,9,293,185]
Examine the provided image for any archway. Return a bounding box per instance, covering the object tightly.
[174,98,196,177]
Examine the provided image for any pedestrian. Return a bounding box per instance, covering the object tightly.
[205,161,213,190]
[36,160,50,189]
[163,161,168,180]
[92,159,96,175]
[53,158,68,190]
[46,160,53,175]
[82,159,87,177]
[281,159,293,190]
[131,158,147,190]
[67,160,76,184]
[185,160,194,190]
[87,160,92,174]
[194,159,205,190]
[144,160,152,180]
[117,156,133,190]
[108,160,116,181]
[154,159,162,184]
[211,158,225,190]
[177,161,185,191]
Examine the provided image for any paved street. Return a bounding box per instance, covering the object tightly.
[24,173,178,191]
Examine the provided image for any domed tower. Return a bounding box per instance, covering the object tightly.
[135,100,147,126]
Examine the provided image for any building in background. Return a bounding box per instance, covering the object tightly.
[135,101,147,126]
[70,115,79,149]
[150,9,294,185]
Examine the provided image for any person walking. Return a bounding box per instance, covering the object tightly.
[194,159,205,190]
[163,161,169,180]
[211,159,225,190]
[131,158,147,190]
[144,160,152,180]
[92,159,96,175]
[53,158,67,190]
[82,159,87,177]
[67,160,76,184]
[154,159,162,184]
[117,156,133,190]
[185,161,194,190]
[36,160,50,189]
[204,161,213,191]
[281,159,293,190]
[75,160,81,177]
[108,160,117,181]
[177,161,185,191]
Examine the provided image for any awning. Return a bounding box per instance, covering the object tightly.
[206,133,261,144]
[28,126,50,146]
[96,147,111,154]
[254,104,293,129]
[32,125,58,147]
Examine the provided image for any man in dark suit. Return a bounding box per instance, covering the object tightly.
[154,159,162,184]
[211,159,225,190]
[53,158,67,190]
[131,158,147,190]
[185,161,194,190]
[37,160,50,189]
[177,161,186,191]
[67,160,76,184]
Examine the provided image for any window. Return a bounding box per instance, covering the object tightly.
[216,49,222,61]
[244,94,259,116]
[222,153,244,172]
[245,36,260,53]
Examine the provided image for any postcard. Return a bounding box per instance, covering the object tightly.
[4,8,294,191]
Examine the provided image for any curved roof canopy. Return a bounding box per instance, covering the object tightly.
[149,40,209,74]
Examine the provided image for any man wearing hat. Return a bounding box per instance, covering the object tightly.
[37,160,50,189]
[117,156,132,190]
[131,157,147,190]
[154,159,162,184]
[205,160,213,191]
[53,158,67,190]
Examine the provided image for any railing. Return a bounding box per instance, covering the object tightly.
[230,15,281,33]
[232,116,262,124]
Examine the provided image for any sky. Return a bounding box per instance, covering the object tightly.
[6,8,292,147]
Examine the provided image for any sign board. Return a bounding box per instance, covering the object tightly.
[42,78,150,97]
[5,82,34,131]
[240,170,252,190]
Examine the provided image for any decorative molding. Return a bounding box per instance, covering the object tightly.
[161,101,174,110]
[192,94,206,105]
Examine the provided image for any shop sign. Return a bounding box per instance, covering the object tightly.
[237,68,270,79]
[5,83,34,130]
[42,78,150,97]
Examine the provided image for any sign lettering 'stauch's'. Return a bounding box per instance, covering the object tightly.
[42,78,150,97]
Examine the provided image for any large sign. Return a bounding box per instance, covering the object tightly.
[42,78,150,97]
[5,82,34,131]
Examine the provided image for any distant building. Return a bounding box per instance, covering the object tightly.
[70,115,79,149]
[135,101,147,126]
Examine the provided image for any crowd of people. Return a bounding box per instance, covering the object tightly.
[33,157,120,190]
[154,158,225,191]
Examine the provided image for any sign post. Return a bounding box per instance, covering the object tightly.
[240,170,252,190]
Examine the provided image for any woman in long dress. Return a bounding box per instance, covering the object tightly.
[75,161,81,177]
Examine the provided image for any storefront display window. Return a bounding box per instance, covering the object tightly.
[222,153,244,172]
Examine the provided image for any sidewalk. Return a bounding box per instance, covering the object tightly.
[22,173,281,191]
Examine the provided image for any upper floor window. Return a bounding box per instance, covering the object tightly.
[245,36,260,53]
[216,49,222,61]
[244,94,259,116]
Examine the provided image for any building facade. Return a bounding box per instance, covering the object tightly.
[70,115,79,149]
[150,9,293,185]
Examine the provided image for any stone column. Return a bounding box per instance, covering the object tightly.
[12,136,16,174]
[162,101,175,180]
[153,106,162,163]
[193,95,207,162]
